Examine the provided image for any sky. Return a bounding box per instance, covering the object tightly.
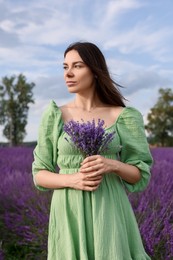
[0,0,173,142]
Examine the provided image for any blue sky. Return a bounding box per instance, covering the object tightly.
[0,0,173,141]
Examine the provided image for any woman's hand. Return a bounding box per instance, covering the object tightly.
[79,155,141,186]
[69,171,102,191]
[80,155,114,178]
[69,155,117,191]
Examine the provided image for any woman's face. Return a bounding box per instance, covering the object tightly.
[63,50,95,94]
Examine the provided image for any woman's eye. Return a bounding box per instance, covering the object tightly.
[63,66,68,70]
[74,64,82,68]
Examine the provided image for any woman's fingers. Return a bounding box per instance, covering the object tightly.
[80,155,104,173]
[82,179,102,191]
[85,179,101,186]
[80,164,100,172]
[85,174,102,181]
[81,155,102,167]
[83,184,100,192]
[71,171,102,191]
[81,155,98,165]
[81,156,112,175]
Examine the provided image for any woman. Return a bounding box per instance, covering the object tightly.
[32,42,153,259]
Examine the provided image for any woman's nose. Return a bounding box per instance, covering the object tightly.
[66,68,74,77]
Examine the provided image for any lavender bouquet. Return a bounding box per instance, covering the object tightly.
[63,119,115,157]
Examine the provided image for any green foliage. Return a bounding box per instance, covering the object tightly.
[145,88,173,146]
[2,243,46,260]
[0,74,35,146]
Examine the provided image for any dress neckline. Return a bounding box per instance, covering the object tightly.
[57,105,127,130]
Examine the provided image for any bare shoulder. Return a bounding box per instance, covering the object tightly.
[59,101,74,110]
[59,101,76,122]
[99,105,125,127]
[108,106,124,117]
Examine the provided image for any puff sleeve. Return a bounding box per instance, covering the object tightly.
[32,100,63,191]
[116,107,153,192]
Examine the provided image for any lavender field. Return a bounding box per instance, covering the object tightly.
[0,147,173,259]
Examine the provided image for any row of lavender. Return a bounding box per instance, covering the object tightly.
[0,147,172,259]
[129,147,173,259]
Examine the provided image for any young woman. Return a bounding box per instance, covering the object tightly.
[32,42,153,260]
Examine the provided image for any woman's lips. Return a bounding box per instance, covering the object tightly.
[66,81,77,86]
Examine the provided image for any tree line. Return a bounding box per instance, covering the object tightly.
[0,74,173,146]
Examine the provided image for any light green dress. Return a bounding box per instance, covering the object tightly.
[32,101,153,260]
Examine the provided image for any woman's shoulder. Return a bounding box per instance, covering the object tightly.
[41,100,62,122]
[117,106,144,123]
[122,106,142,115]
[47,100,61,111]
[59,100,74,110]
[44,100,75,121]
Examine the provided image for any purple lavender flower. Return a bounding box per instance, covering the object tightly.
[0,147,173,258]
[63,119,115,157]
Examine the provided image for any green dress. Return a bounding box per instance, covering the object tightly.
[32,101,153,260]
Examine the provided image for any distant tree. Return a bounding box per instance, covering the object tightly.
[0,74,35,146]
[145,88,173,146]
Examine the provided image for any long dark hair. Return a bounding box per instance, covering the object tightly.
[64,41,126,107]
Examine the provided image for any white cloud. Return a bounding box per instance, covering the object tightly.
[104,19,173,62]
[104,0,142,22]
[1,0,172,62]
[107,58,172,93]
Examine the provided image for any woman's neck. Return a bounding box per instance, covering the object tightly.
[73,94,104,112]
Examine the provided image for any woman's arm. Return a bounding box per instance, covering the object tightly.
[80,155,141,184]
[34,170,70,189]
[34,169,103,191]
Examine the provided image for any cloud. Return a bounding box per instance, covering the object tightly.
[123,70,172,95]
[1,0,172,65]
[33,75,70,100]
[0,0,145,48]
[0,28,20,47]
[104,19,173,62]
[102,0,143,24]
[107,58,173,95]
